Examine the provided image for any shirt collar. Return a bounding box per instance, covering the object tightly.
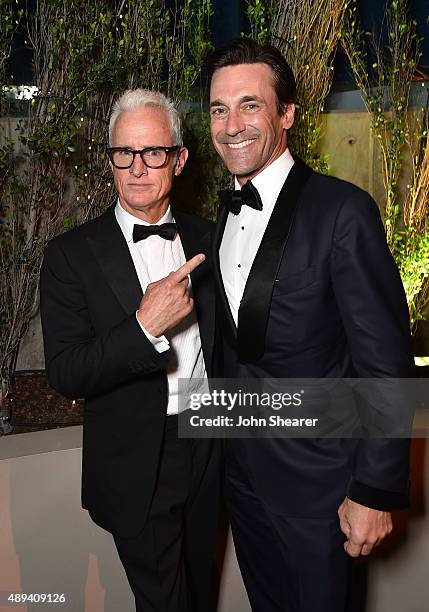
[234,148,294,212]
[115,199,174,243]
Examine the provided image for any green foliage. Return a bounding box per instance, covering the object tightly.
[245,0,273,45]
[0,0,23,115]
[395,229,429,323]
[343,0,420,243]
[343,0,429,329]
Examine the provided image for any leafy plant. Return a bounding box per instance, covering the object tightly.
[342,0,429,329]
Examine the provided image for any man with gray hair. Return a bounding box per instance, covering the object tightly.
[40,89,220,612]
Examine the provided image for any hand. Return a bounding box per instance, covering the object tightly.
[338,497,392,557]
[137,253,205,337]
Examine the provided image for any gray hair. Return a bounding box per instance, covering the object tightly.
[109,88,183,146]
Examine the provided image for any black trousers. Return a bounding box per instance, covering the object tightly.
[225,440,350,612]
[113,416,220,612]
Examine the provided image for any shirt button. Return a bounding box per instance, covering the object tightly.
[238,264,241,268]
[241,226,245,230]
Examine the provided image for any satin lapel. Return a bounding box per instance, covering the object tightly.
[174,211,215,374]
[212,203,237,343]
[174,211,209,268]
[238,158,313,363]
[174,211,213,300]
[86,204,143,315]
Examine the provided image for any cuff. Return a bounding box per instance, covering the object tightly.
[347,479,410,511]
[135,311,170,354]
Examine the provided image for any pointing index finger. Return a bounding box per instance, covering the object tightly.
[173,254,206,282]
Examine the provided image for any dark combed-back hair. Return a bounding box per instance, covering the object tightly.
[207,37,296,115]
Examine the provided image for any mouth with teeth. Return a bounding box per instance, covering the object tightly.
[226,138,256,149]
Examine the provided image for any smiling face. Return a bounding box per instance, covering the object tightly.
[209,63,295,184]
[110,105,188,223]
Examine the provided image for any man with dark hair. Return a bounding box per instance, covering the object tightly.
[40,89,220,612]
[208,38,413,611]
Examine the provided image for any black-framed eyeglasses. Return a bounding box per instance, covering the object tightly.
[107,146,181,169]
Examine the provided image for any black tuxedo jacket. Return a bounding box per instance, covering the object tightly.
[40,204,217,537]
[214,158,414,516]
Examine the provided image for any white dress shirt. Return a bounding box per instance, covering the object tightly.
[219,148,295,325]
[115,201,207,414]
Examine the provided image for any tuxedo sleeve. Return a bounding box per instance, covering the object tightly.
[40,238,170,399]
[331,190,414,510]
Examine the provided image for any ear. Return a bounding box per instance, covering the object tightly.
[174,147,189,176]
[281,103,295,131]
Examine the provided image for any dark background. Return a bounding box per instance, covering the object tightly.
[8,0,429,88]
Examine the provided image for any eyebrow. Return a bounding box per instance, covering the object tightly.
[209,95,264,108]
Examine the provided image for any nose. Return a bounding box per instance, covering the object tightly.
[129,154,148,177]
[225,108,245,137]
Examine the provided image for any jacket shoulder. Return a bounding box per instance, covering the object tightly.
[301,167,380,217]
[308,170,371,200]
[44,205,114,255]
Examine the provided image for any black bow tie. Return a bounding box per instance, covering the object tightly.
[132,222,177,242]
[219,180,263,215]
